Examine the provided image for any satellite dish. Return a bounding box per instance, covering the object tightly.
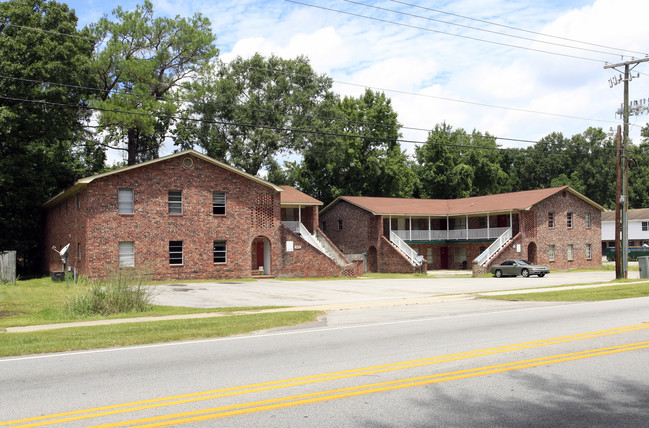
[60,243,70,257]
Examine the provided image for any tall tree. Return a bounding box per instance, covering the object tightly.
[278,89,416,204]
[0,0,99,272]
[175,53,332,175]
[415,123,507,199]
[91,1,218,165]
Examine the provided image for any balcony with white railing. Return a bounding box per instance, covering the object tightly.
[392,227,510,242]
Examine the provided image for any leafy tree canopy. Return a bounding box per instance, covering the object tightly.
[175,53,332,175]
[0,0,100,270]
[91,0,218,165]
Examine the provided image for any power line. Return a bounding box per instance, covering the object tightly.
[1,20,636,128]
[284,0,608,63]
[241,65,632,128]
[341,0,631,58]
[1,73,628,147]
[387,0,648,58]
[0,23,95,40]
[0,95,621,156]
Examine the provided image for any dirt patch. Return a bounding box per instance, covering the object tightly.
[0,310,24,318]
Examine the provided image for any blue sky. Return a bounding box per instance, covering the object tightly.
[63,0,649,163]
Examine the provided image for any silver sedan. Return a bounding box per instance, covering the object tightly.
[490,260,550,278]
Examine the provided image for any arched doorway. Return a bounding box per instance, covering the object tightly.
[527,242,537,263]
[367,246,378,273]
[252,236,271,276]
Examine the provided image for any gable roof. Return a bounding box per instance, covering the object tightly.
[322,187,605,217]
[279,186,322,206]
[602,208,649,222]
[43,150,283,208]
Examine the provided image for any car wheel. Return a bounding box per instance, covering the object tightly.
[494,269,502,278]
[521,268,529,278]
[538,273,545,278]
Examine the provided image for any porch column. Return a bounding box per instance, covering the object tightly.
[487,214,490,239]
[389,215,392,234]
[510,211,513,229]
[446,216,449,240]
[428,216,431,241]
[466,215,469,240]
[298,204,302,225]
[409,216,412,241]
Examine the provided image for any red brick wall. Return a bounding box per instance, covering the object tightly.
[279,225,359,277]
[42,191,88,275]
[320,200,376,254]
[487,190,602,270]
[378,237,423,273]
[44,155,285,280]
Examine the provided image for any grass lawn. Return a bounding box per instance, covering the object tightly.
[483,281,649,302]
[0,311,320,357]
[0,277,321,357]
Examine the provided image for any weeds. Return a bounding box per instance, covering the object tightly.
[66,269,155,317]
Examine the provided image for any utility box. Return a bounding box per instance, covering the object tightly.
[638,256,649,278]
[51,271,65,282]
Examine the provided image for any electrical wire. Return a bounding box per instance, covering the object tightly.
[341,0,631,58]
[0,18,638,128]
[284,0,607,63]
[387,0,649,58]
[1,73,630,147]
[0,94,622,156]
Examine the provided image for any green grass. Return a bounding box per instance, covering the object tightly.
[0,311,321,357]
[483,281,649,302]
[0,277,285,328]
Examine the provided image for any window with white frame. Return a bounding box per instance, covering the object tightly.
[585,213,591,228]
[168,191,182,214]
[213,241,227,263]
[567,244,574,261]
[586,244,592,260]
[567,212,573,228]
[118,241,134,267]
[643,221,649,231]
[213,192,226,215]
[169,240,183,265]
[118,189,134,214]
[548,245,555,261]
[427,247,433,264]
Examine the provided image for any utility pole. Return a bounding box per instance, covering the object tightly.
[614,125,622,279]
[605,57,649,279]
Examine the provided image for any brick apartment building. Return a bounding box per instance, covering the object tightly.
[319,187,604,275]
[42,150,359,280]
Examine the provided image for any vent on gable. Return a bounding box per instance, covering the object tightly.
[182,157,194,169]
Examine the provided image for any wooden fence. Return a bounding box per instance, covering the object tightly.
[0,251,17,284]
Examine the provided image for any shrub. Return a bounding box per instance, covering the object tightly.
[66,269,155,317]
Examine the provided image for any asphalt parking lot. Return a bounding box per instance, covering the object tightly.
[152,270,637,309]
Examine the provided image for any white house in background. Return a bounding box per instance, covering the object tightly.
[601,208,649,254]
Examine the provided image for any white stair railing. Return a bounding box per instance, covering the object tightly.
[389,231,423,266]
[474,227,512,266]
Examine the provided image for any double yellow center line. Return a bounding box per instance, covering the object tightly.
[3,323,649,428]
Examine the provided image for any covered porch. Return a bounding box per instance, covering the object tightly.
[383,212,519,243]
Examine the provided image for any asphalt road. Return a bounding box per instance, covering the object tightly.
[1,291,648,427]
[152,270,636,309]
